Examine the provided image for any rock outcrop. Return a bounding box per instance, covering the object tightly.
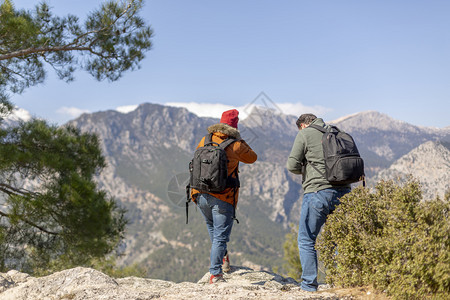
[371,141,450,200]
[0,267,350,300]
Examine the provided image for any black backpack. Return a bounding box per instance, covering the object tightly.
[185,133,240,223]
[308,124,365,185]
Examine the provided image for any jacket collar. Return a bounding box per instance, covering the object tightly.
[311,118,325,127]
[207,123,241,139]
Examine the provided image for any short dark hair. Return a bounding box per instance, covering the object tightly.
[296,113,317,128]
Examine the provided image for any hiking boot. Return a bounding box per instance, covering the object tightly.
[222,253,231,273]
[209,274,225,284]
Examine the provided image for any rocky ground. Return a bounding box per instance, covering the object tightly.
[0,266,384,299]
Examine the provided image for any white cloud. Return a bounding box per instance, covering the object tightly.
[276,102,332,117]
[56,107,90,118]
[1,106,33,127]
[9,107,32,122]
[116,104,138,113]
[165,101,330,119]
[166,102,243,119]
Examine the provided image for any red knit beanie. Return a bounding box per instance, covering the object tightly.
[220,109,239,129]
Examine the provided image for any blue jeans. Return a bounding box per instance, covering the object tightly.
[197,193,234,275]
[298,188,350,291]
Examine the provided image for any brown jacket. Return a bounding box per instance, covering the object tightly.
[191,123,257,206]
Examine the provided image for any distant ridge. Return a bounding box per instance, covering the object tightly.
[329,110,371,124]
[372,141,450,200]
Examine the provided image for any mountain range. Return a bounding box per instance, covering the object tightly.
[69,103,450,282]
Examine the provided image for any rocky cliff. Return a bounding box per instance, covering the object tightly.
[371,141,450,199]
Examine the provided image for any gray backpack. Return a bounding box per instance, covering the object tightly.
[308,124,365,185]
[188,134,239,193]
[185,133,240,223]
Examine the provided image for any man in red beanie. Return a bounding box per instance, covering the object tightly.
[190,109,257,283]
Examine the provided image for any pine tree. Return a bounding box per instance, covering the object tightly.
[0,0,153,273]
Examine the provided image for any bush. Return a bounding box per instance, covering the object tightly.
[282,224,302,280]
[317,178,450,299]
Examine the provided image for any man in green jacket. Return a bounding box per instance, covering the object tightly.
[286,113,350,292]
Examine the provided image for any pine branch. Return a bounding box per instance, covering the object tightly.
[0,183,32,196]
[0,209,59,235]
[0,1,138,62]
[68,0,135,48]
[0,63,27,79]
[0,46,92,61]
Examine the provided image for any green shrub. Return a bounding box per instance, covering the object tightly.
[317,178,450,299]
[282,224,302,280]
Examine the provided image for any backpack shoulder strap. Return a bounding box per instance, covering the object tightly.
[204,133,213,145]
[308,124,327,133]
[218,137,237,150]
[204,133,221,146]
[205,133,238,148]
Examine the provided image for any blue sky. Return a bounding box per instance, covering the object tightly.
[9,0,450,128]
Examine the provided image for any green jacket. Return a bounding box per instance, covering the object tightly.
[286,118,347,193]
